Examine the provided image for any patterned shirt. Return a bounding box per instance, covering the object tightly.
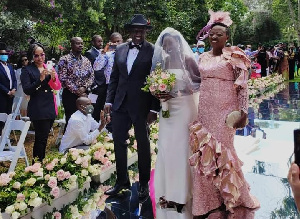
[93,51,115,84]
[58,52,94,94]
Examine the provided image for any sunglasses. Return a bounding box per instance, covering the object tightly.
[33,53,45,58]
[22,58,28,62]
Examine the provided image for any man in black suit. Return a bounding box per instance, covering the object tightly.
[0,43,17,130]
[85,35,103,66]
[104,14,160,200]
[85,35,107,122]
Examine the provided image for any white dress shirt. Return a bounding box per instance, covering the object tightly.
[59,110,101,153]
[127,47,139,74]
[1,62,12,89]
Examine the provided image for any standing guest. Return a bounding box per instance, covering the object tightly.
[14,54,29,117]
[0,42,17,130]
[85,35,103,66]
[58,37,94,128]
[256,45,269,77]
[85,35,105,122]
[92,32,123,122]
[59,97,108,153]
[191,10,260,218]
[194,40,205,63]
[288,45,296,80]
[104,14,160,200]
[278,48,289,80]
[21,43,61,161]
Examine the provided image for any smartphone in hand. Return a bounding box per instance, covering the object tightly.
[46,61,53,71]
[109,44,117,50]
[294,129,300,165]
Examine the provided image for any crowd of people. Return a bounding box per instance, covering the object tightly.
[1,10,300,218]
[191,39,300,81]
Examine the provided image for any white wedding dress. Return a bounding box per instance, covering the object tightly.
[154,69,198,219]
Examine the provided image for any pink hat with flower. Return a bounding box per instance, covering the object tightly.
[197,10,233,40]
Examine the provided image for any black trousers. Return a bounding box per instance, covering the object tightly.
[92,84,108,122]
[289,60,295,80]
[0,95,13,131]
[62,89,79,129]
[112,103,150,186]
[32,119,54,161]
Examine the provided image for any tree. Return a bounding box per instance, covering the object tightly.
[272,0,300,43]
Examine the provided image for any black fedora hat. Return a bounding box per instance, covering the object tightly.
[124,14,152,29]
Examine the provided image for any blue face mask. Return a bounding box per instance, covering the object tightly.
[0,55,8,62]
[192,47,197,53]
[198,48,205,53]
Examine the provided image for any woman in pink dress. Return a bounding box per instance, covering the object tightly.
[189,10,260,218]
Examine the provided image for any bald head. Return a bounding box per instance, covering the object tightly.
[71,37,83,54]
[76,97,91,109]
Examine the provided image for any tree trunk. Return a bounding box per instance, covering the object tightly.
[287,0,299,42]
[298,0,300,43]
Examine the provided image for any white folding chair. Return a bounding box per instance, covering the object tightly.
[0,113,8,143]
[11,96,23,120]
[55,114,66,145]
[0,115,30,172]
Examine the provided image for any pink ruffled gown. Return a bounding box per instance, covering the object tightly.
[189,46,260,217]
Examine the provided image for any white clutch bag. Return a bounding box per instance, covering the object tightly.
[226,111,242,129]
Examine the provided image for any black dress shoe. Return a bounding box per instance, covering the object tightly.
[138,184,149,202]
[104,182,131,196]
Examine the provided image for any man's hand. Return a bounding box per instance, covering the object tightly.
[233,110,248,129]
[8,89,16,97]
[77,87,87,97]
[104,104,112,116]
[147,111,157,125]
[10,89,16,96]
[99,110,108,131]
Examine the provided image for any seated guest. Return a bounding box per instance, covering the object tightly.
[59,96,109,153]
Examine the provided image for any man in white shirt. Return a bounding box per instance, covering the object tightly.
[0,43,17,131]
[103,14,160,200]
[59,96,108,153]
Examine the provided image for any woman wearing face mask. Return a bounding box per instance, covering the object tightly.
[151,28,201,218]
[194,40,205,64]
[190,11,260,218]
[14,54,29,117]
[21,43,61,162]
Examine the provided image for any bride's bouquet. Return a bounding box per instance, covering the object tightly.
[142,63,176,118]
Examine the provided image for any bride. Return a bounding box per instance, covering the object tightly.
[152,27,201,219]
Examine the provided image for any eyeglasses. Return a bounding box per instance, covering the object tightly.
[22,59,28,62]
[33,53,45,59]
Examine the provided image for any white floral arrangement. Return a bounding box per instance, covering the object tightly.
[248,73,284,98]
[0,121,160,219]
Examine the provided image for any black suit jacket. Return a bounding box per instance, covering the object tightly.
[21,64,56,120]
[85,47,99,66]
[0,63,17,113]
[85,47,106,87]
[106,41,160,119]
[0,63,17,95]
